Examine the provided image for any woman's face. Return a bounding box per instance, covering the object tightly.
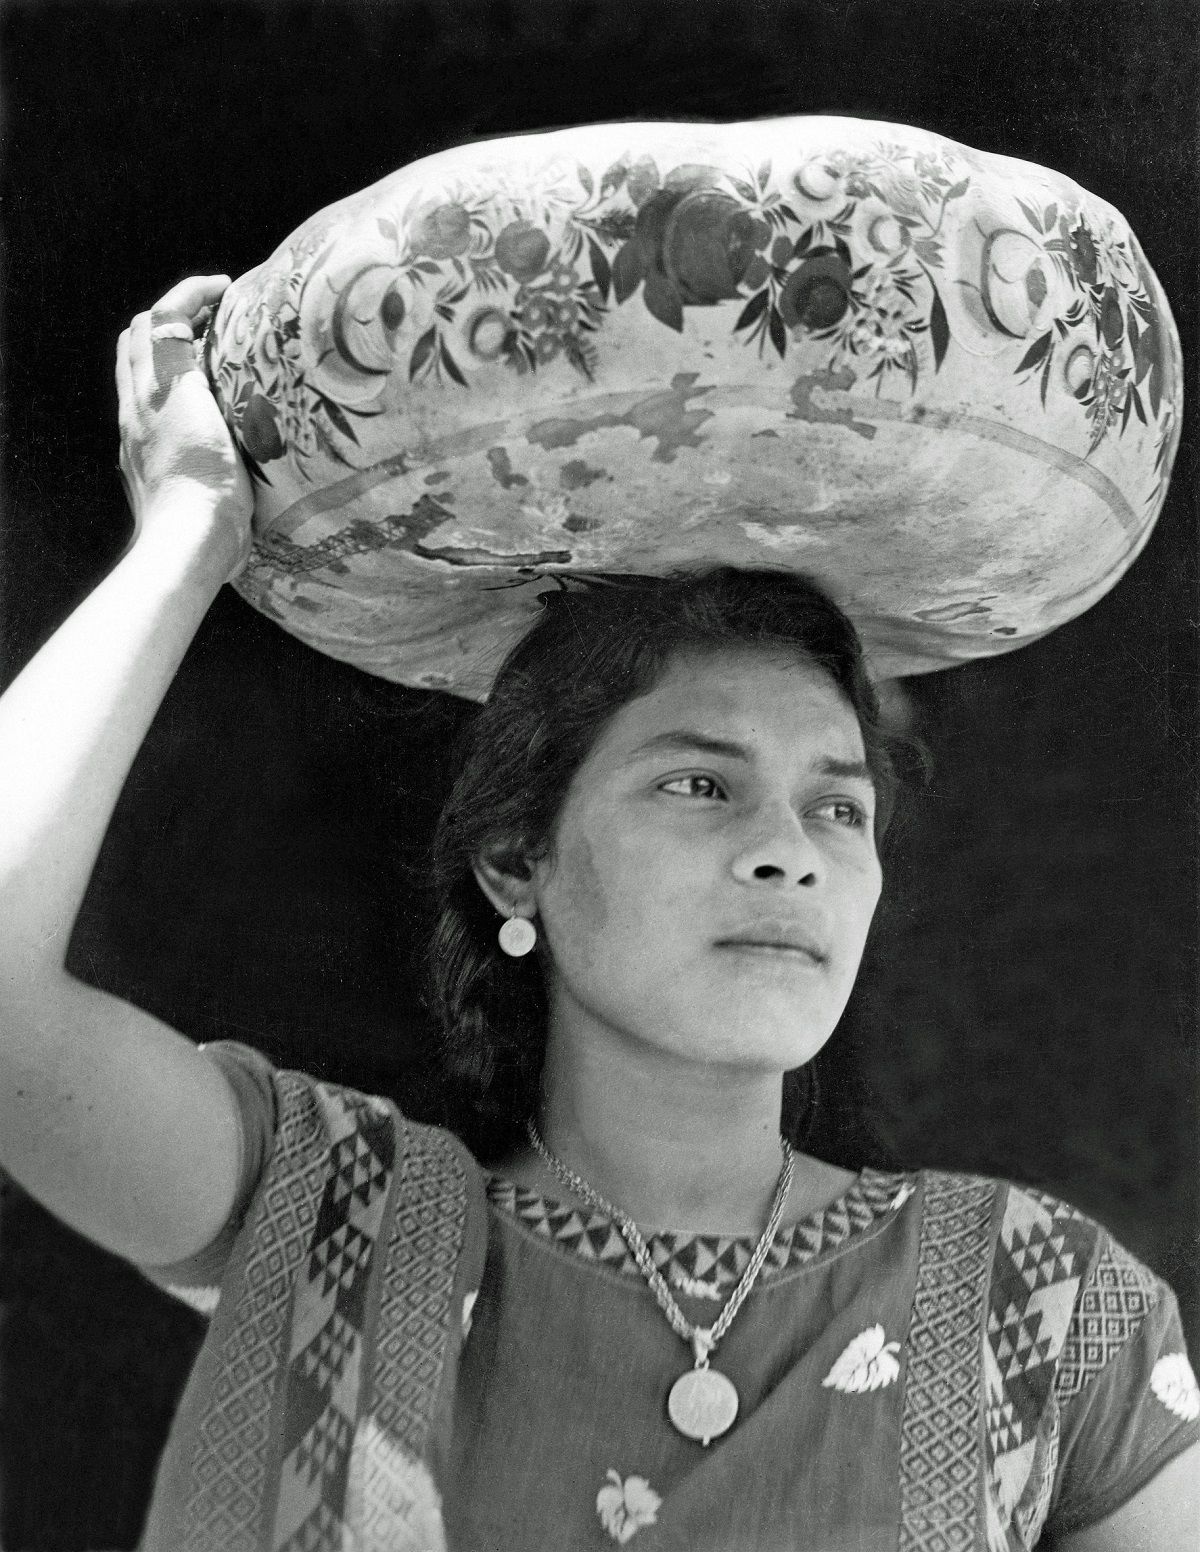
[526,647,883,1076]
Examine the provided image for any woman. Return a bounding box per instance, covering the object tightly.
[0,274,1196,1551]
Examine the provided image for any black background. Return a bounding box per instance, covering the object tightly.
[1,1,1197,1545]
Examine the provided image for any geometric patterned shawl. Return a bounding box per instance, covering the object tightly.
[140,1069,485,1552]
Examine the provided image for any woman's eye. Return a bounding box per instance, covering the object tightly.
[658,774,726,800]
[814,798,869,829]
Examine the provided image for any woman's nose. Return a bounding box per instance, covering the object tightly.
[730,804,821,888]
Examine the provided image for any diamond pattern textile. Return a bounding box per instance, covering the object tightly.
[1056,1235,1159,1403]
[898,1172,996,1550]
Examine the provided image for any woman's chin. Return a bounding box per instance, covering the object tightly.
[707,964,843,1028]
[664,997,837,1074]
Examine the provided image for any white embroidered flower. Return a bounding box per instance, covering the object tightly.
[1151,1354,1200,1422]
[596,1470,662,1544]
[822,1324,902,1394]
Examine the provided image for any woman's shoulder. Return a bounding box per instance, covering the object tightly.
[202,1036,482,1177]
[145,1039,487,1309]
[900,1167,1198,1544]
[906,1167,1177,1386]
[907,1165,1162,1288]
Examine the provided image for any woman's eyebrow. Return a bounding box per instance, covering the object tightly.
[625,736,875,787]
[815,756,875,786]
[627,731,750,761]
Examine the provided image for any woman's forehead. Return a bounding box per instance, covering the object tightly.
[597,647,866,762]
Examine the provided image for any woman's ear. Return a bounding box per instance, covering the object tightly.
[471,843,538,920]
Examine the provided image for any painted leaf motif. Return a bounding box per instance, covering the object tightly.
[236,441,271,487]
[642,272,684,332]
[1017,332,1053,373]
[313,421,354,469]
[1100,288,1124,348]
[768,307,787,359]
[321,398,361,445]
[736,289,769,331]
[929,287,950,369]
[562,333,598,382]
[822,1324,902,1394]
[588,239,612,303]
[409,326,437,380]
[439,339,468,387]
[626,156,660,207]
[913,236,942,266]
[599,158,628,198]
[611,241,645,304]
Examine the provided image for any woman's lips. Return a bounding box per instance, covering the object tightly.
[714,934,827,965]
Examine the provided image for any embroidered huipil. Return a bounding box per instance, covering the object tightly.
[140,1045,1200,1551]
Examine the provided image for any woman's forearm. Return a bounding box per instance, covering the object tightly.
[0,509,231,988]
[0,280,263,1269]
[0,508,255,1267]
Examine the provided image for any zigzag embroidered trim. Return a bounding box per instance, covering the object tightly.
[983,1186,1097,1552]
[486,1168,916,1291]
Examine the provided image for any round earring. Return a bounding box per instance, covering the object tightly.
[498,914,537,958]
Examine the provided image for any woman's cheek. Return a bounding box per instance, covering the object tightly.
[551,831,611,932]
[538,830,616,984]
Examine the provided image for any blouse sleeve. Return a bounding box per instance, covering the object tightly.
[138,1040,278,1313]
[1046,1231,1200,1534]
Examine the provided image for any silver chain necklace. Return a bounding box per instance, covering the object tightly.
[526,1118,795,1446]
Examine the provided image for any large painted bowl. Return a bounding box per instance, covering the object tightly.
[206,117,1181,695]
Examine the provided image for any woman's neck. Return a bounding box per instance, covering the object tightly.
[498,1011,853,1237]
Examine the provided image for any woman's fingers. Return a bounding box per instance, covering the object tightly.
[148,273,231,328]
[114,273,255,578]
[127,309,196,412]
[115,326,134,418]
[123,276,231,407]
[123,273,234,420]
[115,325,138,492]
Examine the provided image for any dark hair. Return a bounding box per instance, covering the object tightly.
[427,567,911,1161]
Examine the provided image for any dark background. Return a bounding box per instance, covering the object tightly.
[1,1,1196,1545]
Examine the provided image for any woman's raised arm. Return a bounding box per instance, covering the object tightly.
[0,276,259,1269]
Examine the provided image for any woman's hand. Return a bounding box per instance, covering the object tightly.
[117,274,254,582]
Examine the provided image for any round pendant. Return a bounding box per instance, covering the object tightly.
[667,1365,740,1446]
